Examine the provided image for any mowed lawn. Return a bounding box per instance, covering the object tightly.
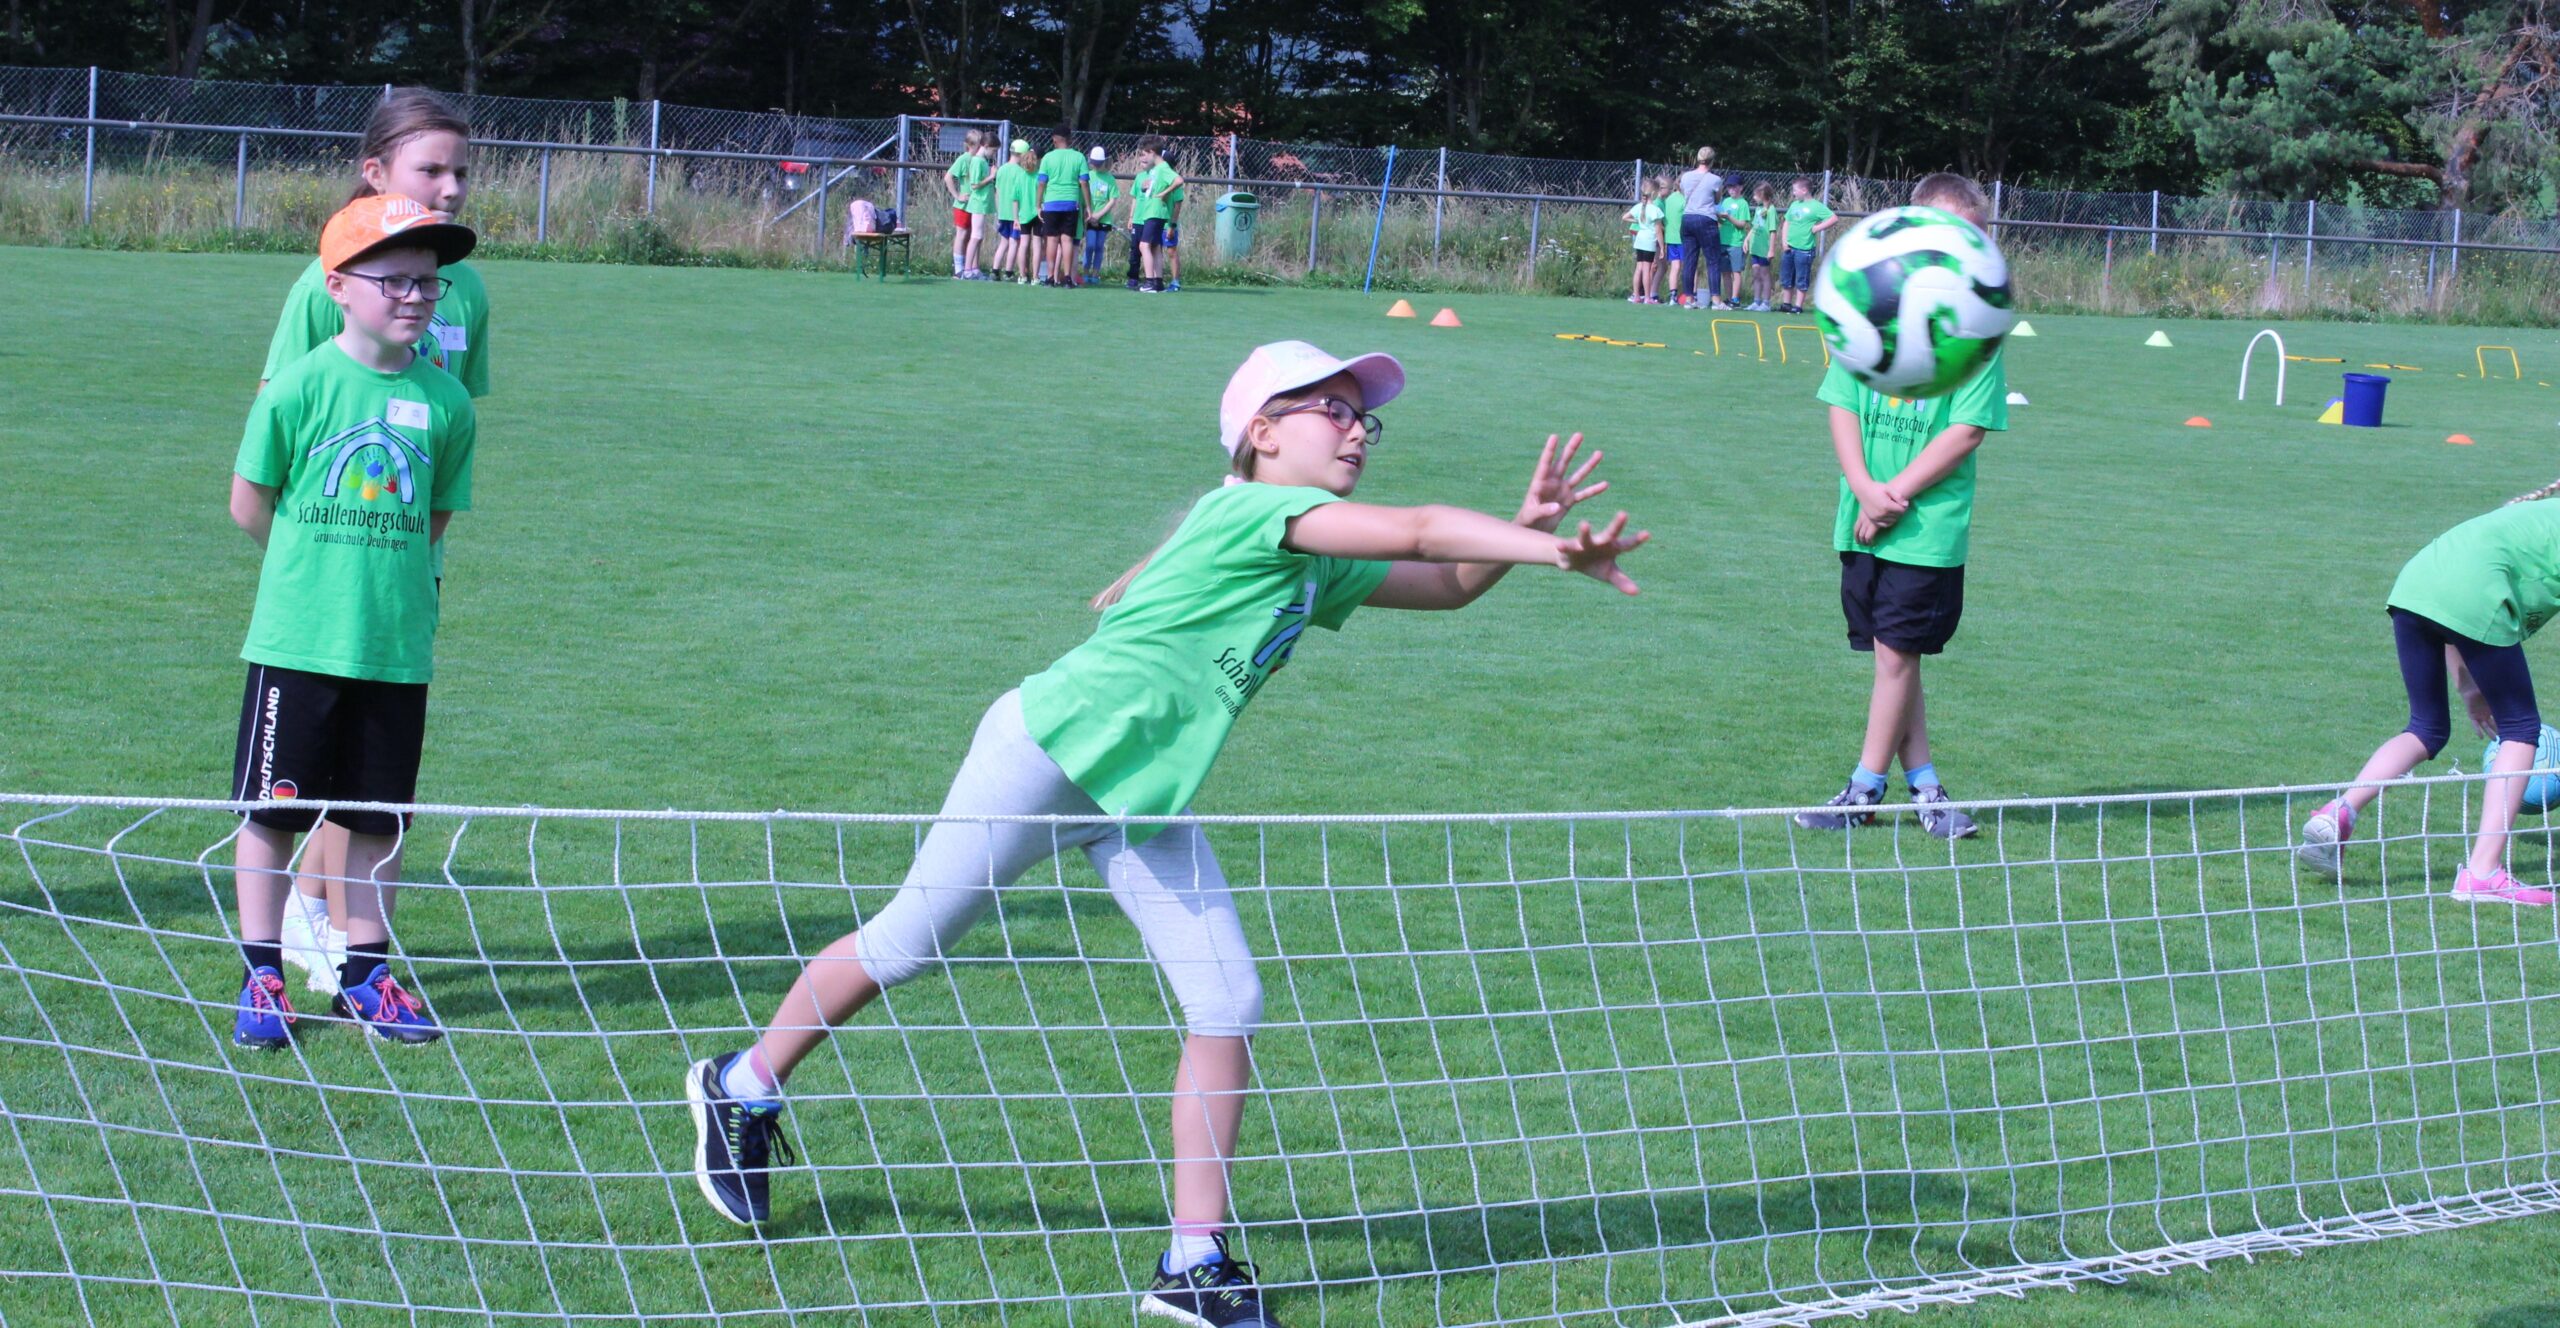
[8,246,2560,1326]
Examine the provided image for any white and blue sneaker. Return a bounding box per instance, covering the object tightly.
[233,967,297,1050]
[1141,1234,1280,1326]
[686,1052,794,1226]
[1794,782,1883,830]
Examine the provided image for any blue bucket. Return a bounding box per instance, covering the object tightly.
[2341,372,2390,428]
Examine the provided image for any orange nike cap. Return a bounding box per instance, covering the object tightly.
[320,195,477,273]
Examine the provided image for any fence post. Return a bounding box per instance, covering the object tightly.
[1821,168,1832,202]
[536,148,551,243]
[1632,159,1643,197]
[2149,189,2160,255]
[816,159,830,255]
[81,66,96,225]
[1363,145,1397,293]
[1228,135,1239,182]
[1527,197,1541,276]
[1990,180,2002,242]
[1432,146,1446,259]
[2102,228,2113,309]
[645,99,661,214]
[233,133,247,228]
[1307,188,1321,271]
[2449,208,2462,286]
[893,114,910,223]
[2303,199,2314,289]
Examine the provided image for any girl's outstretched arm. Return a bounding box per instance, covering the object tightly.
[1364,434,1610,610]
[1287,478,1648,597]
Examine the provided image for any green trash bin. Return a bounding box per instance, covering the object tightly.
[1214,191,1259,261]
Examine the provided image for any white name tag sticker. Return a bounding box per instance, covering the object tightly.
[433,324,469,352]
[385,399,431,430]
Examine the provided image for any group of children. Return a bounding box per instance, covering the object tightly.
[940,126,1190,291]
[1626,171,1837,313]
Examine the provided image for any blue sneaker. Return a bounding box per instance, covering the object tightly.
[233,966,297,1050]
[332,963,441,1045]
[1141,1234,1281,1326]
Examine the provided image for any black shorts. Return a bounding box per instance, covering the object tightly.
[1633,247,1657,262]
[1840,552,1965,655]
[230,663,429,836]
[1135,218,1169,247]
[1039,209,1081,236]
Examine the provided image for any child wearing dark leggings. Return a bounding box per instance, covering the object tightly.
[2300,485,2560,902]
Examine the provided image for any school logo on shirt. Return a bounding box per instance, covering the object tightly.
[1209,578,1319,717]
[290,417,437,547]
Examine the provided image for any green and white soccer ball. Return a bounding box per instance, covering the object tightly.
[1812,205,2015,398]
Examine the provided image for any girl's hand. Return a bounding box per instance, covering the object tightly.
[1553,512,1650,594]
[1516,433,1608,533]
[2468,691,2498,738]
[1854,515,1881,544]
[1855,481,1908,526]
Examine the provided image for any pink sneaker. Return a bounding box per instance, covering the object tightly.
[2297,799,2355,877]
[2453,866,2556,905]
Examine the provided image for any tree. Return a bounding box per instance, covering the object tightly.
[458,0,557,96]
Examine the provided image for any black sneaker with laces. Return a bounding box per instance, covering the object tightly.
[1910,783,1980,840]
[1793,781,1883,830]
[1140,1233,1281,1326]
[686,1052,795,1226]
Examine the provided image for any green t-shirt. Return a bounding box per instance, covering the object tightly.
[1786,198,1836,250]
[235,342,477,683]
[1132,162,1180,224]
[2387,501,2560,647]
[1750,204,1781,258]
[1821,352,2008,568]
[1036,147,1088,206]
[948,153,993,215]
[1018,482,1392,838]
[1717,196,1749,247]
[1630,200,1661,252]
[994,162,1034,222]
[1087,169,1118,216]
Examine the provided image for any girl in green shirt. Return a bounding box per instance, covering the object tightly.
[684,341,1649,1324]
[2298,490,2560,903]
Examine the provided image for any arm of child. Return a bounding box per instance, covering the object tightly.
[1832,406,1907,528]
[1287,497,1646,597]
[1879,423,1989,506]
[230,476,278,549]
[2454,646,2498,736]
[1365,434,1611,609]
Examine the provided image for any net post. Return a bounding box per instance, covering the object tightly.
[80,66,95,225]
[2150,188,2160,255]
[1527,196,1541,276]
[536,148,550,243]
[893,113,910,222]
[232,132,247,229]
[2304,199,2315,289]
[2450,207,2463,287]
[816,158,830,255]
[1306,187,1321,271]
[1432,146,1446,259]
[645,99,660,214]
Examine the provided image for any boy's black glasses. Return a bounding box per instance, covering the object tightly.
[1268,397,1383,440]
[342,272,454,301]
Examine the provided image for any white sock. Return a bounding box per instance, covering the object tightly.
[1164,1228,1223,1272]
[721,1048,780,1102]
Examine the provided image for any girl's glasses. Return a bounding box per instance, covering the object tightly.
[342,272,454,301]
[1268,397,1383,440]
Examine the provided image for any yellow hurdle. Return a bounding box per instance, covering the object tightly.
[1775,324,1831,366]
[2478,345,2522,379]
[1709,318,1765,360]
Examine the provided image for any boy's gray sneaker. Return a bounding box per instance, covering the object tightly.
[1911,784,1979,840]
[1795,782,1882,830]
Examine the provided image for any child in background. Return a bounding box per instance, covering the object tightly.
[2296,488,2560,904]
[1657,176,1686,309]
[1034,127,1092,288]
[1747,183,1781,311]
[1718,180,1752,309]
[1129,136,1183,293]
[1083,146,1120,281]
[683,338,1646,1328]
[1625,179,1662,304]
[1779,176,1837,314]
[993,141,1036,283]
[944,129,991,279]
[229,195,479,1050]
[1164,166,1189,292]
[1793,172,2005,842]
[258,88,491,997]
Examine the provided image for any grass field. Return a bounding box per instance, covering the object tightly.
[9,247,2560,1326]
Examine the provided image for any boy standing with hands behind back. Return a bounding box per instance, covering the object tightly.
[1793,173,2007,841]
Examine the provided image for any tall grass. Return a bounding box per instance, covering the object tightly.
[10,149,2560,325]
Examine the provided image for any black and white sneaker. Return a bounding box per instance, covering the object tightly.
[1793,781,1883,830]
[1910,784,1980,840]
[1141,1234,1281,1326]
[685,1052,794,1226]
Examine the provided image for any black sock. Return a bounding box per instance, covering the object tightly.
[241,942,283,979]
[339,942,390,994]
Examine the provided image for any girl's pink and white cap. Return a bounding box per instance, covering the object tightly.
[1218,341,1404,458]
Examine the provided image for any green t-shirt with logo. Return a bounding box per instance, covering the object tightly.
[1019,482,1391,839]
[994,162,1034,222]
[1717,196,1749,247]
[1036,147,1088,206]
[1786,198,1836,250]
[948,152,993,215]
[261,257,489,580]
[2388,501,2560,647]
[1132,162,1180,224]
[1087,169,1118,218]
[1821,352,2007,568]
[235,342,477,684]
[1750,204,1781,258]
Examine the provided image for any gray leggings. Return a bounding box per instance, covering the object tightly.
[853,690,1264,1036]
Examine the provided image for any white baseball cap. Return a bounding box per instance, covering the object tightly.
[1089,145,1109,162]
[1219,341,1405,458]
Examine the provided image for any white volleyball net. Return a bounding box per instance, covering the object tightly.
[4,779,2559,1327]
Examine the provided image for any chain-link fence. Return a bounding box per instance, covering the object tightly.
[6,63,2558,313]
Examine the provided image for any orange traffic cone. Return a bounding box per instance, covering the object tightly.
[1430,307,1463,328]
[2448,433,2477,445]
[1386,299,1417,318]
[2184,416,2212,428]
